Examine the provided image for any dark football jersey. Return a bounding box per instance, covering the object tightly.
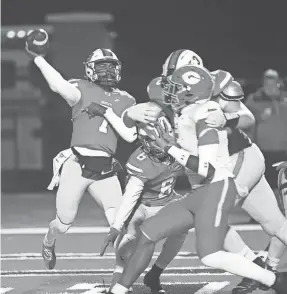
[126,147,184,206]
[69,79,135,155]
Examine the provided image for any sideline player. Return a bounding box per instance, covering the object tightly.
[25,30,137,269]
[107,65,287,294]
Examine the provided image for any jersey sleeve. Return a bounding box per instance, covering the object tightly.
[112,175,145,231]
[113,90,136,117]
[125,148,155,182]
[147,77,163,102]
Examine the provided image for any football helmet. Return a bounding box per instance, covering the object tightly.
[220,80,244,101]
[138,116,174,160]
[161,49,203,88]
[163,65,214,110]
[84,48,121,86]
[211,70,234,97]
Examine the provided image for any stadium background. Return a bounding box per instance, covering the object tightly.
[2,1,287,293]
[1,0,287,212]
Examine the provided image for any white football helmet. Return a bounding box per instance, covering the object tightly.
[161,49,203,79]
[84,48,121,86]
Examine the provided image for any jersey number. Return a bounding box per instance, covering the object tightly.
[159,177,174,198]
[136,152,147,161]
[99,119,109,133]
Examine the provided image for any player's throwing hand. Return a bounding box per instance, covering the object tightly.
[25,29,49,58]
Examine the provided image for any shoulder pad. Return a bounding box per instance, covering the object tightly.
[126,148,154,180]
[194,101,221,122]
[211,70,233,96]
[113,88,135,100]
[147,77,165,105]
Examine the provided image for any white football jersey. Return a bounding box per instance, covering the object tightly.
[175,100,234,182]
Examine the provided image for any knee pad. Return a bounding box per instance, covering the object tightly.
[54,215,71,233]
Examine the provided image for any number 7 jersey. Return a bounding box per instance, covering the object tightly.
[69,79,136,155]
[126,147,185,206]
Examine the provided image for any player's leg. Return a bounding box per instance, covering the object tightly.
[192,178,279,289]
[242,176,287,247]
[144,232,188,294]
[110,204,147,289]
[143,204,188,293]
[266,165,287,271]
[87,175,123,226]
[110,200,194,294]
[88,175,125,288]
[224,227,257,261]
[43,157,92,269]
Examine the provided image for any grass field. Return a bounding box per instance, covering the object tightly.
[1,192,286,294]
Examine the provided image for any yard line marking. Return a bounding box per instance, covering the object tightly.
[79,282,209,294]
[0,251,199,261]
[0,288,13,294]
[1,272,233,277]
[0,224,262,235]
[1,268,233,277]
[68,281,208,290]
[194,281,230,293]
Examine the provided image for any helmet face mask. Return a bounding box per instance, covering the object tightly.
[137,117,174,161]
[84,49,121,87]
[138,133,167,160]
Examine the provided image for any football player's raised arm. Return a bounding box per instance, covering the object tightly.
[219,99,255,130]
[112,175,145,232]
[33,56,81,106]
[104,102,138,143]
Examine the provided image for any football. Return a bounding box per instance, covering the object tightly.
[25,29,49,56]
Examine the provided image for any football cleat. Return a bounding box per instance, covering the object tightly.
[271,272,287,293]
[144,270,165,294]
[42,240,56,269]
[232,257,265,294]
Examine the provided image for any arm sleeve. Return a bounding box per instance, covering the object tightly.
[104,107,138,143]
[112,176,145,231]
[34,56,81,106]
[196,118,219,177]
[219,99,255,129]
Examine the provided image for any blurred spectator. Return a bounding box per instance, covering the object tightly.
[245,69,287,188]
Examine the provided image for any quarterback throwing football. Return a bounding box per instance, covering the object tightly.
[25,30,137,270]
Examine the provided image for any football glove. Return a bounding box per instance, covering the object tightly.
[83,102,108,119]
[100,227,121,256]
[273,161,287,171]
[144,121,176,151]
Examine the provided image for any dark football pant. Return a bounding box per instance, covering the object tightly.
[141,178,237,258]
